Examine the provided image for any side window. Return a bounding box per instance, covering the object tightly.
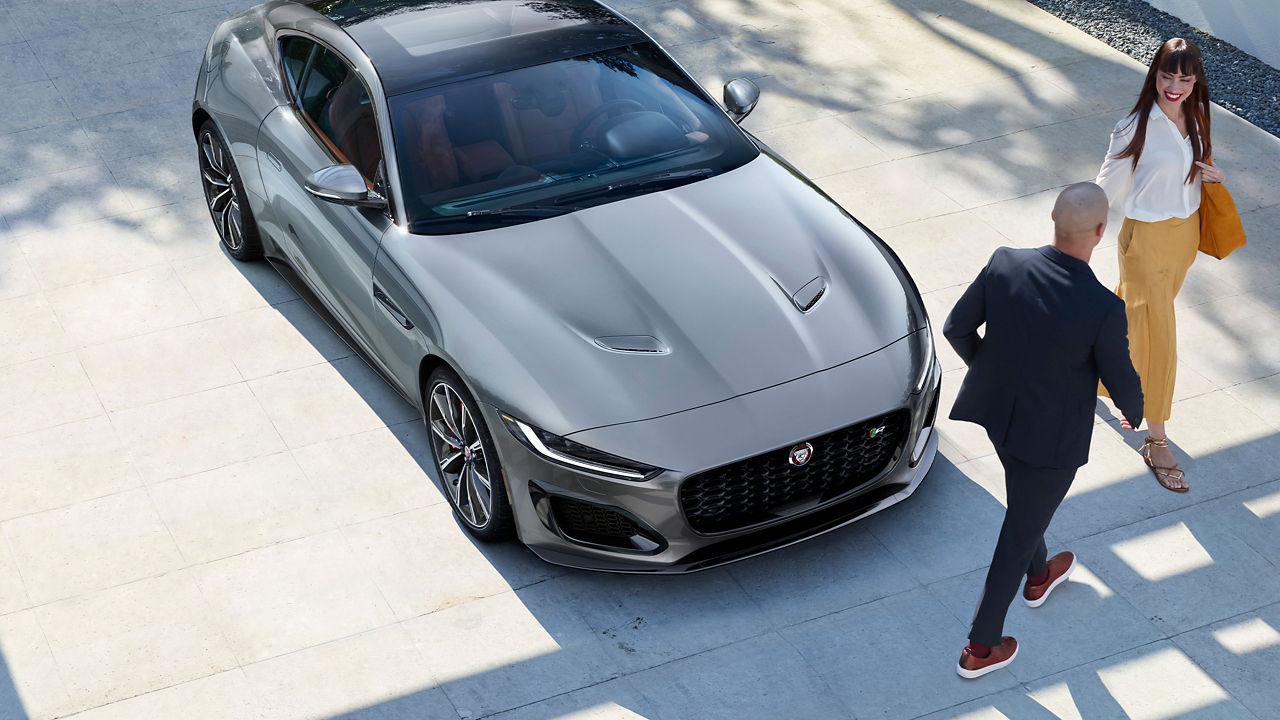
[280,36,313,96]
[280,37,384,184]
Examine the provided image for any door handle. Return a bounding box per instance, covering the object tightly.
[374,287,413,329]
[265,151,284,171]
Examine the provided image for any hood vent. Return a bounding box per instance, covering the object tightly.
[788,276,828,312]
[595,335,669,354]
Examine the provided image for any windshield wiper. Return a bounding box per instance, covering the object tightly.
[465,204,581,218]
[553,168,715,206]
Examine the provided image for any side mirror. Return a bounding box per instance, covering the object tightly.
[304,164,386,209]
[722,78,760,124]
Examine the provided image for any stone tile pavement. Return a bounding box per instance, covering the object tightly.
[0,0,1278,718]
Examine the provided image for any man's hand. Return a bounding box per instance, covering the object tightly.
[1120,418,1140,432]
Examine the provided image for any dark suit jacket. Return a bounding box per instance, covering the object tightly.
[944,246,1144,469]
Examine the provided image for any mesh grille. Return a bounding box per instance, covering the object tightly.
[552,497,641,545]
[679,410,909,534]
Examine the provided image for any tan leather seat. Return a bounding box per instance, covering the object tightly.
[493,62,603,165]
[325,74,382,182]
[397,93,461,194]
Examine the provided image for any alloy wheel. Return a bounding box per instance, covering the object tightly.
[198,131,244,251]
[429,381,493,528]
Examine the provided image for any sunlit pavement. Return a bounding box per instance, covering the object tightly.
[1,1,1279,718]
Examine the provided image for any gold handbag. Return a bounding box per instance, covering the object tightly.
[1198,181,1246,259]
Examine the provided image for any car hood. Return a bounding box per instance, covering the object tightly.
[386,154,924,435]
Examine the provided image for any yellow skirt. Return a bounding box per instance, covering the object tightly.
[1100,212,1200,422]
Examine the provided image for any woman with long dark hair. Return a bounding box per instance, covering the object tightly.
[1095,37,1225,493]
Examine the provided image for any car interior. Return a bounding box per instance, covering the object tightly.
[393,52,718,213]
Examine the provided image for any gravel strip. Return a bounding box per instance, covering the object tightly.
[1027,0,1280,139]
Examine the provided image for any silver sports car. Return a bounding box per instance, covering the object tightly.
[193,0,941,572]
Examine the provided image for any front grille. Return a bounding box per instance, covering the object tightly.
[552,497,641,544]
[679,410,910,534]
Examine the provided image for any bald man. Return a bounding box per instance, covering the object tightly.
[944,182,1144,678]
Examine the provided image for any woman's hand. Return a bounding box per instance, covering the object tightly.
[1196,161,1226,183]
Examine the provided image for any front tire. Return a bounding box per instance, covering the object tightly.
[197,120,263,261]
[425,367,515,541]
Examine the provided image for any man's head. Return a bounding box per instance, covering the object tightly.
[1052,182,1109,259]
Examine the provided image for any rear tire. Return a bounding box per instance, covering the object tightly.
[425,367,515,541]
[197,120,263,261]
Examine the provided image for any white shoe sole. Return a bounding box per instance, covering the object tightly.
[956,643,1018,679]
[1024,553,1077,608]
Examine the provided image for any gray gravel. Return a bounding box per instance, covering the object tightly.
[1027,0,1280,139]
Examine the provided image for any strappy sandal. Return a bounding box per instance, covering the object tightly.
[1139,436,1188,493]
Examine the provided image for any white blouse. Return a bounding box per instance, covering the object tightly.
[1095,105,1202,222]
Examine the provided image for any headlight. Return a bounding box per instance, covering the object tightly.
[913,325,936,394]
[499,414,662,481]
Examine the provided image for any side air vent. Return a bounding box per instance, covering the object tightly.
[594,335,669,354]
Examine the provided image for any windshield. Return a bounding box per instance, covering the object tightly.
[389,42,759,234]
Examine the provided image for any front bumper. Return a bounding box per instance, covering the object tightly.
[485,333,941,573]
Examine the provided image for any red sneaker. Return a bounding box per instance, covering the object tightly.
[1024,551,1076,608]
[957,637,1018,679]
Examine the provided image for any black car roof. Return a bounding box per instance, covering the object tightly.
[304,0,650,95]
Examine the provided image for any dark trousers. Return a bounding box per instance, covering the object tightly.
[969,448,1078,646]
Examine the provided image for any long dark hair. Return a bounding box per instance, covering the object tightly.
[1113,38,1211,183]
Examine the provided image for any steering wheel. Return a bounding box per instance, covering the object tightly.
[569,99,646,151]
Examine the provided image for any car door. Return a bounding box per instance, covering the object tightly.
[257,34,392,358]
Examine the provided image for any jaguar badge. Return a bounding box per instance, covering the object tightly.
[788,442,814,467]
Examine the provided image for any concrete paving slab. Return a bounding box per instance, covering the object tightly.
[0,292,73,369]
[0,609,74,720]
[0,162,134,233]
[728,522,918,628]
[0,80,74,135]
[1022,641,1257,720]
[559,567,771,675]
[50,60,186,122]
[402,581,616,720]
[35,571,238,710]
[79,100,198,162]
[486,677,656,720]
[191,530,396,665]
[28,22,155,80]
[0,539,28,617]
[0,236,39,301]
[0,353,100,440]
[1071,507,1280,636]
[752,115,890,178]
[6,0,130,43]
[815,158,965,231]
[289,421,442,525]
[247,357,418,449]
[1178,480,1280,576]
[172,251,301,320]
[44,263,202,346]
[782,587,1017,720]
[341,504,511,622]
[67,670,259,720]
[1171,601,1280,720]
[204,302,350,381]
[77,321,243,412]
[15,215,169,290]
[0,40,42,89]
[626,632,852,720]
[109,382,285,484]
[877,211,1008,293]
[0,416,140,522]
[242,623,457,720]
[148,451,336,564]
[2,487,183,605]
